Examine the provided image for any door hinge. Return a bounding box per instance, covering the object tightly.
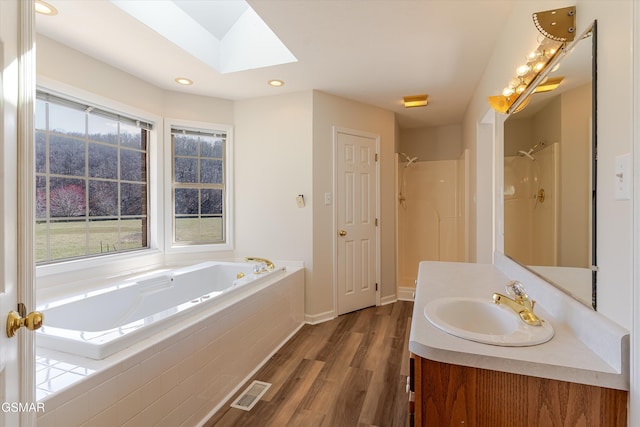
[375,153,379,162]
[375,218,378,226]
[376,283,378,291]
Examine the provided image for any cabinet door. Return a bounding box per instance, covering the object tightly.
[414,356,627,426]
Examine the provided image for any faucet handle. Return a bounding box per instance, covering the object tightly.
[505,280,527,299]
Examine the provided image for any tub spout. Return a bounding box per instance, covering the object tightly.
[245,257,275,272]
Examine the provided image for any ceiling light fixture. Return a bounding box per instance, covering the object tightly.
[35,0,58,16]
[268,80,284,87]
[488,6,575,114]
[175,77,193,86]
[403,94,429,108]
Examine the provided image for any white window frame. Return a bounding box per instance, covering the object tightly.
[35,79,164,287]
[164,118,234,253]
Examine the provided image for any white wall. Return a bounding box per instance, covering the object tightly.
[463,0,634,329]
[233,91,314,279]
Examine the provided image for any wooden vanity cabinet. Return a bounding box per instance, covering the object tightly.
[411,355,628,427]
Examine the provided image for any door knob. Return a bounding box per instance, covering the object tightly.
[339,229,347,236]
[6,309,43,338]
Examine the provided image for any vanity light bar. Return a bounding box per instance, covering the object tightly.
[488,6,575,114]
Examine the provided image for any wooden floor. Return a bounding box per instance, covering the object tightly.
[205,301,413,427]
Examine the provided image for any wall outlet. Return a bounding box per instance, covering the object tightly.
[615,153,631,200]
[324,192,332,205]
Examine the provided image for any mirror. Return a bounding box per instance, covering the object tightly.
[503,21,597,309]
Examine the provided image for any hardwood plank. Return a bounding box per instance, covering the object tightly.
[323,367,372,427]
[206,301,413,426]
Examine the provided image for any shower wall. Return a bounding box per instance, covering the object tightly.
[397,158,465,288]
[503,143,558,265]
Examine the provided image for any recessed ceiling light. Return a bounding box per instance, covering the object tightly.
[268,80,284,87]
[175,77,193,86]
[35,0,58,16]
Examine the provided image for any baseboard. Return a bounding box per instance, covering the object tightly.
[304,310,336,325]
[380,294,397,306]
[397,287,416,301]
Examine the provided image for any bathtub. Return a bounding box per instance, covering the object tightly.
[37,260,287,360]
[36,260,304,426]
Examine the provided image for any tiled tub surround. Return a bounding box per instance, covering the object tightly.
[410,259,629,390]
[36,264,305,427]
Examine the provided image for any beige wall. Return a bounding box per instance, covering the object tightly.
[399,124,462,161]
[312,91,397,317]
[559,84,591,267]
[464,0,634,328]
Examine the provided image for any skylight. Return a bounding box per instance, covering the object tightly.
[110,0,297,74]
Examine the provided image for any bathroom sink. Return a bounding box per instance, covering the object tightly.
[424,297,554,346]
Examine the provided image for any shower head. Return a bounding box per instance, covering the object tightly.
[517,150,536,161]
[400,152,419,166]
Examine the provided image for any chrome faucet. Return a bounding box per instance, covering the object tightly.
[492,280,542,326]
[244,257,275,273]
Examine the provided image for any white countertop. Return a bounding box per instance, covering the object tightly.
[409,261,629,390]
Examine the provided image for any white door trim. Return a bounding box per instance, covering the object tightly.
[332,126,381,316]
[18,0,37,424]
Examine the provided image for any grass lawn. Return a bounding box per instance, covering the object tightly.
[36,217,223,263]
[36,219,144,263]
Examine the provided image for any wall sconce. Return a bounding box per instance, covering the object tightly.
[488,6,576,114]
[403,94,429,108]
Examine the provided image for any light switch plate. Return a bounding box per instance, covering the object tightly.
[296,195,305,208]
[615,153,631,200]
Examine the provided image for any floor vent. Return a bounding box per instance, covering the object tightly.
[230,380,272,411]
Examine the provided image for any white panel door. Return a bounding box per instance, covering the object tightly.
[336,130,377,315]
[1,1,23,426]
[1,1,37,426]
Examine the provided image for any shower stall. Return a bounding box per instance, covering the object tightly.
[503,142,559,265]
[396,153,466,289]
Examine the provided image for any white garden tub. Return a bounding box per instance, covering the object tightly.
[37,260,286,359]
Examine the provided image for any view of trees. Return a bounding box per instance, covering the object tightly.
[35,95,228,261]
[172,132,225,243]
[35,130,148,219]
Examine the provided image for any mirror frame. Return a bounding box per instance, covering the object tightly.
[503,20,598,309]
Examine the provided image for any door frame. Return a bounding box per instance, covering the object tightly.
[332,126,381,316]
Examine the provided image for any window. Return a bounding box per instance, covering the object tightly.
[171,127,226,244]
[35,92,151,264]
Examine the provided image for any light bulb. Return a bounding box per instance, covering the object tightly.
[502,87,515,97]
[516,64,531,77]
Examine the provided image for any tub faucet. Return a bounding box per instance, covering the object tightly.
[492,280,542,326]
[244,257,275,272]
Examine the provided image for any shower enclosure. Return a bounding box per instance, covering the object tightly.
[396,153,466,289]
[504,142,559,265]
